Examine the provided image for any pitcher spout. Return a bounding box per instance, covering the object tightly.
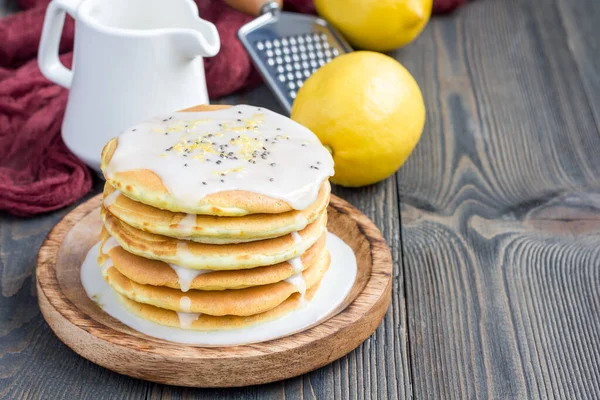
[175,18,220,59]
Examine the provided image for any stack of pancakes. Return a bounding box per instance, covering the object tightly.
[97,105,334,331]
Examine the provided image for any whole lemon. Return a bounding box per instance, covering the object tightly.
[315,0,432,52]
[291,51,425,187]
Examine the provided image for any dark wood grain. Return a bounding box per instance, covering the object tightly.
[0,180,153,400]
[3,0,600,396]
[395,0,600,398]
[555,0,600,133]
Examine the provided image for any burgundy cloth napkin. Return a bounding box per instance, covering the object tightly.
[0,0,465,217]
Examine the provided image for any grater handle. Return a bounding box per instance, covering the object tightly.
[224,0,281,16]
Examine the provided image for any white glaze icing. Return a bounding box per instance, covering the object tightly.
[288,256,304,274]
[177,312,201,329]
[103,189,120,208]
[168,263,211,292]
[285,272,307,307]
[294,214,308,228]
[101,236,120,255]
[291,231,302,243]
[81,233,357,345]
[179,296,192,312]
[100,258,113,274]
[177,213,197,235]
[176,240,191,260]
[103,105,334,211]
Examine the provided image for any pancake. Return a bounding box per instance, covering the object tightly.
[100,104,333,216]
[101,207,327,270]
[99,228,327,291]
[99,248,330,316]
[116,282,321,331]
[102,180,330,244]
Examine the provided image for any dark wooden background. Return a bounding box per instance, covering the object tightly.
[2,0,600,398]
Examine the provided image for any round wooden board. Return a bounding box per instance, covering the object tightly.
[36,194,392,387]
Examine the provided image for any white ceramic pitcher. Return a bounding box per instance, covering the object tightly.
[38,0,220,171]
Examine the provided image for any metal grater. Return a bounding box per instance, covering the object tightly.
[237,1,352,114]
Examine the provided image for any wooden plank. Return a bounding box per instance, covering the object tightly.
[0,180,153,399]
[394,0,600,398]
[555,0,600,132]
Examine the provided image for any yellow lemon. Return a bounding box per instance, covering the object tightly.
[291,51,425,187]
[315,0,432,52]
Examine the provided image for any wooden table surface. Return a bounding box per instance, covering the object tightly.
[2,0,600,398]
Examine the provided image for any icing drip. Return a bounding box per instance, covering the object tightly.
[168,263,211,292]
[294,214,308,229]
[289,256,304,274]
[101,258,113,274]
[103,105,334,211]
[177,213,197,235]
[103,189,120,208]
[179,296,192,312]
[291,231,302,243]
[176,240,191,260]
[298,297,308,309]
[177,312,201,329]
[101,236,120,254]
[285,272,307,307]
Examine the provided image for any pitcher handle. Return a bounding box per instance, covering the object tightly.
[38,0,81,89]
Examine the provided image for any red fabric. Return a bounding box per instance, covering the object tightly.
[0,0,465,217]
[433,0,466,14]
